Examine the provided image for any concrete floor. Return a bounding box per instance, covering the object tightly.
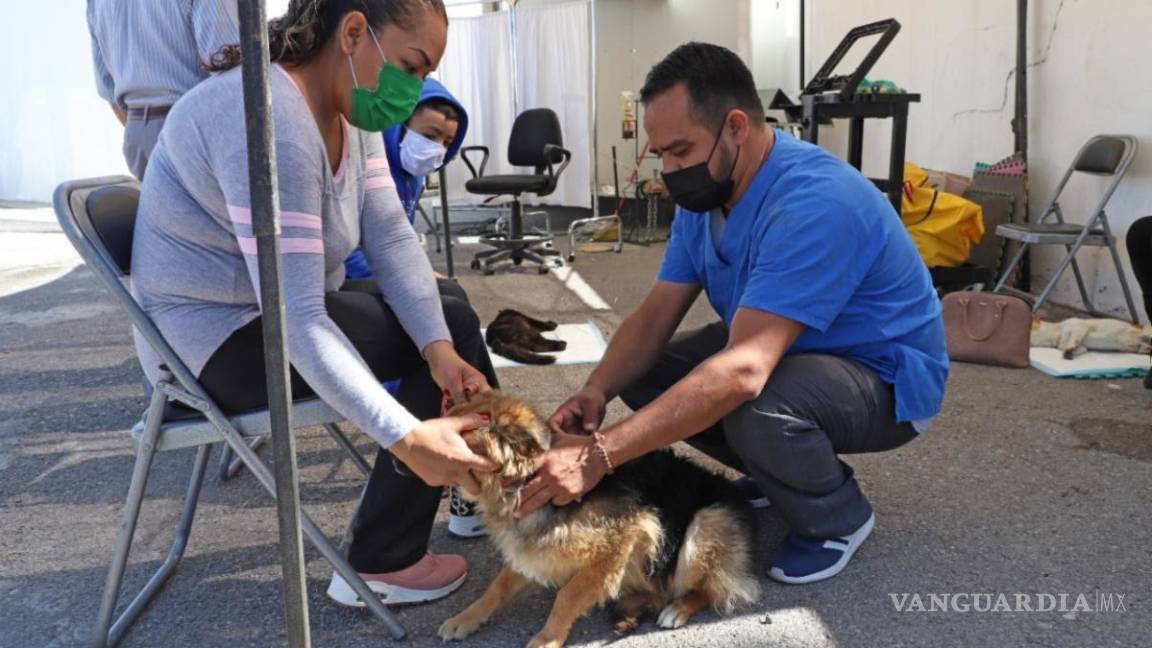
[1,210,1149,648]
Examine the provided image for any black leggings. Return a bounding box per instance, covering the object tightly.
[1127,216,1152,322]
[199,278,498,573]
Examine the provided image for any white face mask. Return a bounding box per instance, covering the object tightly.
[400,130,448,177]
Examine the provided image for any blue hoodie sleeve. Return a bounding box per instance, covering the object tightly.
[344,248,373,280]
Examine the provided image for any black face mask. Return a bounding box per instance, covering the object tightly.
[662,121,741,213]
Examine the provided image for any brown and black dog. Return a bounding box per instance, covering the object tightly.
[438,391,760,648]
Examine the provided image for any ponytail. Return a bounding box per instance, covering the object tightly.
[208,0,447,72]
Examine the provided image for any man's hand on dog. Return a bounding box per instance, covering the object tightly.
[548,386,607,435]
[390,414,499,496]
[515,431,608,517]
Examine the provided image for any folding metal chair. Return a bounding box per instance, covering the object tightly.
[218,416,370,480]
[53,176,405,647]
[993,135,1140,323]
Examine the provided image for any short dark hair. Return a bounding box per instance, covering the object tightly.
[639,42,764,130]
[415,97,460,123]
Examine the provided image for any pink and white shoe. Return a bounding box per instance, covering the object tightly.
[326,552,467,607]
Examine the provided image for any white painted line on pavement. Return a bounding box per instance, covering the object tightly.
[550,265,611,311]
[0,232,82,298]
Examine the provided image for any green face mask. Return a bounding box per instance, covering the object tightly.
[348,29,423,132]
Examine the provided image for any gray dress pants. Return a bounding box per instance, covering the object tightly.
[123,115,166,180]
[619,321,919,539]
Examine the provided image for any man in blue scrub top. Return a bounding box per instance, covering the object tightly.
[515,42,948,585]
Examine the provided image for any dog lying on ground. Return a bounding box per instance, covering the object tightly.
[1031,317,1152,359]
[485,309,568,365]
[438,391,760,648]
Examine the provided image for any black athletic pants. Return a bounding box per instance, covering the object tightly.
[1126,216,1152,322]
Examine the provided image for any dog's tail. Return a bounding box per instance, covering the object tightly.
[491,339,557,365]
[671,503,761,614]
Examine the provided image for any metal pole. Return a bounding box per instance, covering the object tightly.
[509,3,520,116]
[798,0,806,91]
[1014,0,1028,163]
[1015,0,1030,291]
[439,167,455,278]
[237,1,311,646]
[589,0,599,217]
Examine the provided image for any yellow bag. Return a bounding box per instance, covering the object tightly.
[901,162,985,267]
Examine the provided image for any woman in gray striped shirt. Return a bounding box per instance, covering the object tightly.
[131,0,497,607]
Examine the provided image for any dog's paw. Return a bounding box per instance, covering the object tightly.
[438,613,484,641]
[657,601,695,629]
[524,633,564,648]
[612,616,640,636]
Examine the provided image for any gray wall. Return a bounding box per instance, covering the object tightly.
[811,0,1152,321]
[593,0,747,198]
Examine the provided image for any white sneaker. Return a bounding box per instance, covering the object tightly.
[447,487,487,538]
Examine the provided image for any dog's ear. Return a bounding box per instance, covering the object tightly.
[534,424,552,452]
[487,397,549,452]
[461,428,488,455]
[504,421,550,457]
[447,390,503,416]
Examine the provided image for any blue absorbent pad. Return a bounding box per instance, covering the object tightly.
[1030,347,1151,379]
[484,321,608,369]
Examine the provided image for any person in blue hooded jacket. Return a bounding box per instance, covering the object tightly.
[343,80,488,540]
[345,78,468,280]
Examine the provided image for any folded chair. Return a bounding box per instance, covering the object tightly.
[53,176,404,647]
[993,135,1140,323]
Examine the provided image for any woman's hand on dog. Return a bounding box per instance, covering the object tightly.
[515,431,608,517]
[548,387,607,435]
[390,414,499,495]
[423,340,491,406]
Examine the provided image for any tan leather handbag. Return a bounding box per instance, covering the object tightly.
[941,292,1032,368]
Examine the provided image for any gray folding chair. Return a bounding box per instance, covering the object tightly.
[993,135,1140,323]
[53,176,404,647]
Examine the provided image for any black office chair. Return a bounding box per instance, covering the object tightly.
[460,108,570,275]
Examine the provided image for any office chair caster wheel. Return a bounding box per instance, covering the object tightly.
[470,259,481,271]
[614,245,623,254]
[513,258,523,266]
[566,254,575,263]
[537,265,549,275]
[483,267,495,276]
